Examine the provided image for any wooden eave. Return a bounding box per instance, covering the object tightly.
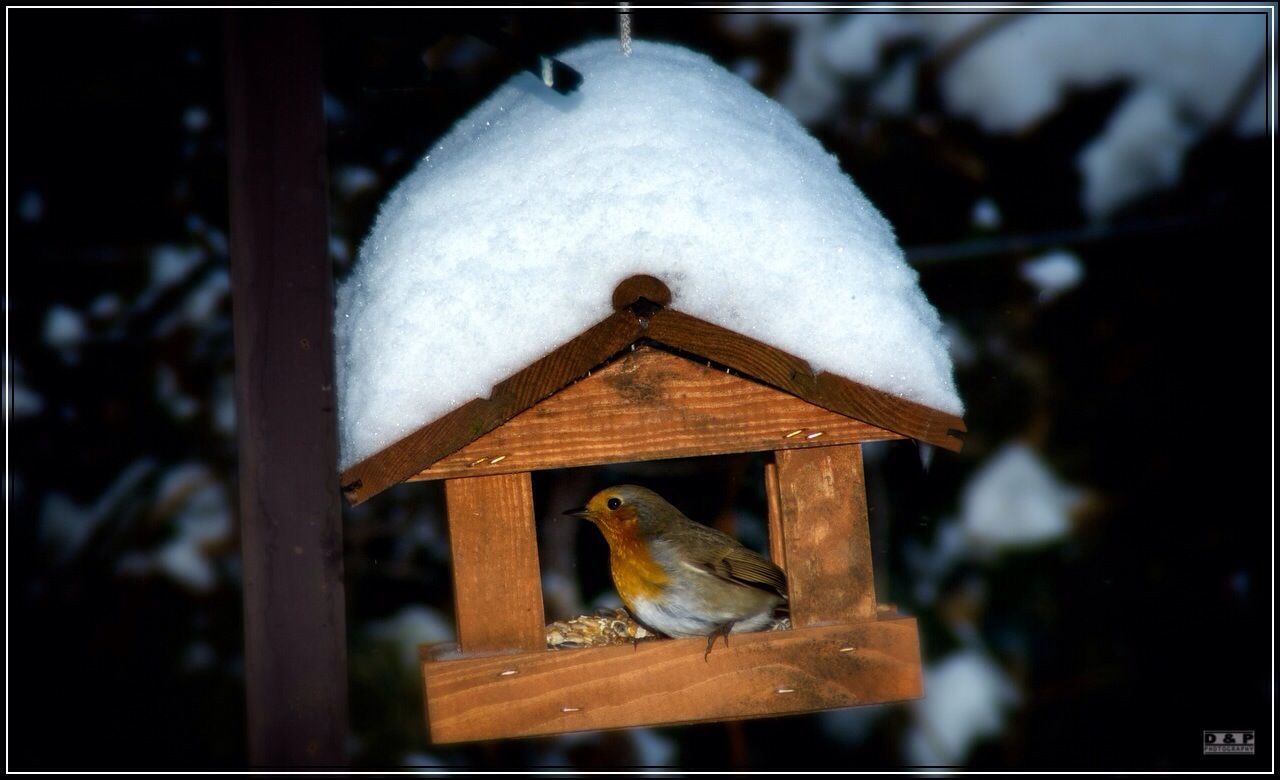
[339,277,966,505]
[408,345,907,482]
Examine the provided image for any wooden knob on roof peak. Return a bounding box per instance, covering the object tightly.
[612,275,672,310]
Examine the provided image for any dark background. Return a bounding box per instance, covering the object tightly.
[7,8,1272,770]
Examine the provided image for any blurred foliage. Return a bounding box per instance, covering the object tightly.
[8,8,1271,771]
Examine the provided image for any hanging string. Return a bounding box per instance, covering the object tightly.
[619,2,632,57]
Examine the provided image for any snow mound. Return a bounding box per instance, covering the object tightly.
[336,39,963,469]
[940,14,1264,134]
[746,13,1265,219]
[905,649,1021,766]
[960,442,1082,552]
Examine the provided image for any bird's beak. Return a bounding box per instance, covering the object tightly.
[563,506,591,519]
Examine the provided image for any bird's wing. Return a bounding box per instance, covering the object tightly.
[711,546,788,598]
[670,522,788,599]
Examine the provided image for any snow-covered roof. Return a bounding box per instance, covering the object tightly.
[336,39,963,470]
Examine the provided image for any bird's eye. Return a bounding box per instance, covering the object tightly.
[607,497,622,510]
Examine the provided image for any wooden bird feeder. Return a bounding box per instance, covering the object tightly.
[339,274,966,744]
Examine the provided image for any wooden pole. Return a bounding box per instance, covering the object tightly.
[774,445,877,626]
[226,11,348,767]
[444,472,546,655]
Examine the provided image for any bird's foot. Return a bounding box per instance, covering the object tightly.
[703,621,736,662]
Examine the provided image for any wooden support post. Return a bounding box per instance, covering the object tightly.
[444,472,546,654]
[764,461,786,571]
[774,445,876,626]
[226,12,347,767]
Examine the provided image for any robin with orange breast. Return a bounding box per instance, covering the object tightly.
[565,485,788,660]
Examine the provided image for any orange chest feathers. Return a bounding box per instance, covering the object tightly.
[602,525,669,608]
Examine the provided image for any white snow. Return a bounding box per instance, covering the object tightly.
[775,12,990,123]
[10,381,44,418]
[778,16,846,123]
[942,14,1260,218]
[940,319,978,368]
[183,105,209,133]
[870,56,917,115]
[117,463,232,592]
[775,13,991,121]
[329,236,351,264]
[904,649,1021,766]
[150,244,205,290]
[336,39,963,468]
[156,364,200,420]
[323,93,347,124]
[731,57,762,85]
[941,14,1263,133]
[1020,250,1084,303]
[1235,80,1267,136]
[739,12,1265,218]
[822,13,914,77]
[182,268,231,324]
[959,442,1082,554]
[907,442,1081,602]
[335,165,379,197]
[40,459,157,559]
[627,728,678,766]
[9,362,45,418]
[89,293,123,319]
[205,228,229,256]
[970,198,1001,231]
[906,519,967,606]
[212,376,237,437]
[43,305,86,352]
[772,12,1263,134]
[184,214,228,255]
[1077,87,1194,219]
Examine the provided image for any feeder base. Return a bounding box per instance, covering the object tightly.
[419,614,922,744]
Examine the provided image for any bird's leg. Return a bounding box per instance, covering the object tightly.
[703,621,737,662]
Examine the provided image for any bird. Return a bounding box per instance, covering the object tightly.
[564,485,788,660]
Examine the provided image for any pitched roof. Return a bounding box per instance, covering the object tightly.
[335,40,965,473]
[340,278,965,505]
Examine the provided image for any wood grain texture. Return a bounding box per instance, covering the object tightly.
[764,461,787,572]
[226,13,348,766]
[409,347,902,481]
[645,308,966,452]
[340,311,642,504]
[342,302,965,504]
[612,274,672,309]
[421,618,922,743]
[444,473,545,654]
[775,445,876,626]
